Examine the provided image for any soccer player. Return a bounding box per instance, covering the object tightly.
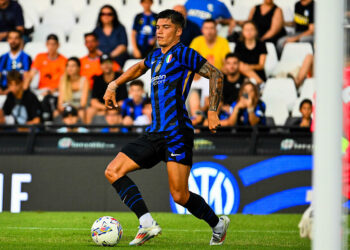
[103,9,229,246]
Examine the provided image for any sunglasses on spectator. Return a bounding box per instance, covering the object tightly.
[101,12,113,16]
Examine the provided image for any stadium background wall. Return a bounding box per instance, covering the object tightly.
[0,154,312,214]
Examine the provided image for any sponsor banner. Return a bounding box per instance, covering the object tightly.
[0,155,312,214]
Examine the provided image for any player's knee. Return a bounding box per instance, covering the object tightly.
[104,159,124,182]
[171,190,189,206]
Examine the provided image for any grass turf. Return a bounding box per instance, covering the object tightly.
[0,212,346,249]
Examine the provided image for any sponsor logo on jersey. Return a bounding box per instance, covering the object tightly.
[187,9,212,20]
[151,74,166,86]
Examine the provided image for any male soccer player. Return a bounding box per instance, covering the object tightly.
[103,9,229,246]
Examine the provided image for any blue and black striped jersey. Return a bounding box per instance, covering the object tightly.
[144,42,207,133]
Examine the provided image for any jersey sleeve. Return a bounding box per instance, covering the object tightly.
[254,101,266,118]
[217,1,232,19]
[177,46,207,73]
[132,14,141,31]
[31,54,41,70]
[144,50,154,68]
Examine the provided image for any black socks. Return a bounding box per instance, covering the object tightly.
[112,176,149,218]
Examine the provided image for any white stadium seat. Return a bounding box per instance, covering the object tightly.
[229,42,236,52]
[264,98,289,125]
[299,78,315,100]
[19,0,51,18]
[24,42,46,60]
[53,0,88,18]
[19,2,40,29]
[42,8,76,35]
[265,42,278,77]
[123,59,151,95]
[0,42,9,56]
[78,6,100,32]
[32,24,66,43]
[68,26,94,45]
[60,43,88,58]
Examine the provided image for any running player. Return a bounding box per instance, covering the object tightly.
[103,9,229,246]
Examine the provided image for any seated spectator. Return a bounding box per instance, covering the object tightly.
[101,108,123,133]
[235,21,267,85]
[131,0,157,59]
[220,81,266,126]
[87,54,128,124]
[291,99,312,127]
[190,19,230,70]
[0,30,31,95]
[247,0,286,45]
[121,80,147,126]
[184,0,235,34]
[133,98,152,126]
[222,53,247,107]
[93,5,128,67]
[57,57,89,122]
[173,5,201,47]
[0,70,41,127]
[0,0,24,41]
[288,54,313,90]
[277,0,314,54]
[57,105,88,133]
[25,34,67,94]
[80,32,120,89]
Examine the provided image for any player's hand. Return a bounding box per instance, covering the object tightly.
[208,110,221,133]
[103,89,118,110]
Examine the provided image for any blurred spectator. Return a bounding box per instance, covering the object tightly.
[184,0,235,34]
[173,5,201,47]
[101,108,123,133]
[190,19,230,70]
[57,105,88,133]
[288,54,313,90]
[57,57,89,122]
[121,80,146,126]
[0,70,41,126]
[222,53,246,107]
[291,99,312,127]
[220,81,266,126]
[277,0,314,54]
[247,0,286,45]
[131,0,157,59]
[80,32,120,89]
[0,0,24,41]
[133,98,152,126]
[87,54,128,124]
[0,30,31,95]
[234,21,267,85]
[93,5,128,67]
[25,34,67,94]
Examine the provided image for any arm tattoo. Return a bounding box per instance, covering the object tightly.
[198,62,224,112]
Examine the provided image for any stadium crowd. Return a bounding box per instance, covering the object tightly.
[0,0,315,132]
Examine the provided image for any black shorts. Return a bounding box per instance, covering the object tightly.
[121,130,194,169]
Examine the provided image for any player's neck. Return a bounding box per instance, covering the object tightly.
[47,52,59,60]
[88,51,99,59]
[160,40,179,54]
[10,48,21,57]
[226,72,240,82]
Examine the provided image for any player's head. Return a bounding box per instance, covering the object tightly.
[224,53,240,75]
[173,5,187,19]
[141,0,153,12]
[105,108,122,125]
[156,9,185,47]
[100,54,114,74]
[202,19,217,42]
[299,99,312,118]
[7,70,23,95]
[241,21,258,41]
[7,30,22,51]
[129,80,144,103]
[84,32,99,53]
[46,34,59,54]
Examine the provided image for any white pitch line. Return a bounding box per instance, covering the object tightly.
[4,227,299,234]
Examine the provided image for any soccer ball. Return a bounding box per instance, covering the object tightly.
[91,216,123,246]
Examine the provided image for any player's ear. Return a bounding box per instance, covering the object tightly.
[176,26,182,37]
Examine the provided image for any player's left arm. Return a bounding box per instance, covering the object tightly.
[198,61,224,133]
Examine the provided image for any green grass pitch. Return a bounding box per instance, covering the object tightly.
[0,212,348,249]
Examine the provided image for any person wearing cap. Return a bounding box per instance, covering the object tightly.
[80,32,120,89]
[24,34,67,94]
[57,105,88,133]
[86,54,128,124]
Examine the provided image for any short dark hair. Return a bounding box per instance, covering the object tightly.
[84,32,98,40]
[157,9,185,29]
[143,97,151,106]
[67,57,81,68]
[141,0,153,3]
[225,52,240,61]
[130,80,144,88]
[47,34,59,42]
[299,99,312,109]
[7,70,23,83]
[202,18,216,26]
[8,29,22,38]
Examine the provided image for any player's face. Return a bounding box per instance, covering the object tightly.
[7,80,22,95]
[85,35,98,52]
[66,60,80,76]
[202,22,217,42]
[101,61,113,74]
[105,110,122,125]
[129,85,144,102]
[100,7,114,25]
[264,0,273,4]
[156,18,181,47]
[7,32,21,51]
[46,40,59,54]
[141,0,152,12]
[242,23,257,40]
[225,57,239,75]
[300,103,312,118]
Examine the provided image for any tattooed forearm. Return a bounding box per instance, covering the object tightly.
[198,62,224,112]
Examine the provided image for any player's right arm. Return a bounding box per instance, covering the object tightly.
[103,60,148,109]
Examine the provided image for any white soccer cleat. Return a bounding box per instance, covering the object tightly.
[210,215,230,245]
[129,221,162,246]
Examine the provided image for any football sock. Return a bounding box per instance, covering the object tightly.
[112,176,149,218]
[139,212,154,228]
[184,191,219,228]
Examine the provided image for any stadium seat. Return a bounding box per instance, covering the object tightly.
[77,6,100,31]
[41,8,76,36]
[229,42,236,52]
[232,2,252,21]
[24,42,46,60]
[0,95,6,109]
[32,24,66,43]
[53,0,88,18]
[263,98,289,125]
[274,0,297,22]
[265,42,278,77]
[299,78,315,100]
[89,0,121,10]
[272,43,313,77]
[0,42,9,56]
[123,59,151,95]
[60,43,88,58]
[68,26,93,45]
[19,2,40,29]
[19,0,51,18]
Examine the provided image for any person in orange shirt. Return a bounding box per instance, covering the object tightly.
[24,34,67,94]
[80,32,120,89]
